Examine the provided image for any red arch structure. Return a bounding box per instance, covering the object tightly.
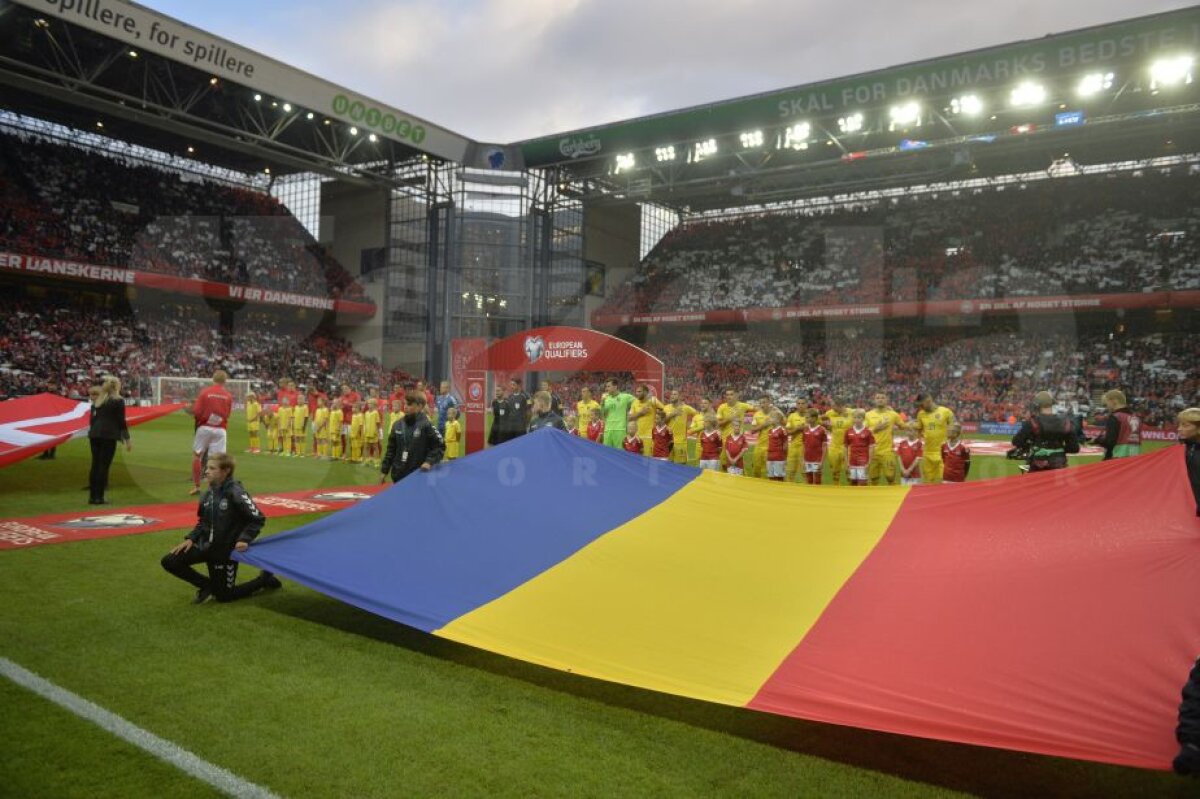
[461,326,664,454]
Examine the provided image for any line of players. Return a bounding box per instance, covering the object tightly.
[574,384,969,485]
[241,385,463,467]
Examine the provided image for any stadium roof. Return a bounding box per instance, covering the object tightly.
[0,3,1197,206]
[518,7,1200,211]
[0,0,476,184]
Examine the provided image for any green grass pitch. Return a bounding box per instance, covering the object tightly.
[0,412,1187,797]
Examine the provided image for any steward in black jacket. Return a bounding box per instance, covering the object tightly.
[382,395,444,483]
[160,454,279,603]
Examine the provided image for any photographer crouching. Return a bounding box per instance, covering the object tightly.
[1008,391,1080,473]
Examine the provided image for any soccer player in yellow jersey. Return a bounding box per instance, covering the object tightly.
[329,405,344,460]
[363,404,381,467]
[748,396,774,479]
[262,406,278,454]
[785,398,809,482]
[864,392,903,485]
[244,392,261,453]
[662,388,697,464]
[575,387,601,438]
[387,399,404,443]
[313,397,330,459]
[291,393,310,458]
[277,398,294,456]
[349,402,365,463]
[824,397,853,485]
[629,384,662,456]
[717,389,754,469]
[444,406,462,460]
[916,393,956,484]
[686,398,711,465]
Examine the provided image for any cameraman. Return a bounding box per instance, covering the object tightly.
[1010,391,1080,472]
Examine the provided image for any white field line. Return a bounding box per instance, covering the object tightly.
[0,656,283,799]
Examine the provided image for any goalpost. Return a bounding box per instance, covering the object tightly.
[153,376,254,408]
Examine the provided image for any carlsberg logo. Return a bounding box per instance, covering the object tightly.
[559,135,601,159]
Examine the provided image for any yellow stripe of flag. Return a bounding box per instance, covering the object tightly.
[438,473,910,706]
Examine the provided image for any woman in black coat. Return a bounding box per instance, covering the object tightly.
[88,376,132,505]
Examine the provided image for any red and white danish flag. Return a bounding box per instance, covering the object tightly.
[0,393,184,469]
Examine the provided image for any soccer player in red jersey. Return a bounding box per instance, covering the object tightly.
[651,410,674,461]
[941,423,971,483]
[698,413,722,471]
[801,408,829,485]
[897,422,924,486]
[724,417,748,475]
[622,421,643,454]
[765,410,790,481]
[844,409,876,487]
[191,370,233,495]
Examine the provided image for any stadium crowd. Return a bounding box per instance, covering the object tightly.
[2,281,1191,430]
[643,327,1195,427]
[599,170,1200,316]
[0,131,364,299]
[0,291,407,401]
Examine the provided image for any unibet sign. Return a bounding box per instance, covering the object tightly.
[332,94,426,145]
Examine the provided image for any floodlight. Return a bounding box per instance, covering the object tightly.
[1077,72,1114,97]
[782,122,810,150]
[187,145,195,153]
[349,126,358,136]
[282,103,293,112]
[889,101,920,129]
[128,50,138,58]
[693,139,718,162]
[655,145,676,162]
[1150,56,1193,89]
[837,113,863,134]
[368,133,378,143]
[306,112,314,120]
[614,152,636,173]
[209,77,219,86]
[1009,82,1046,107]
[739,130,764,148]
[253,93,262,102]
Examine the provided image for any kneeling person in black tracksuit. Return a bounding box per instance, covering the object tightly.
[160,453,281,604]
[381,391,444,484]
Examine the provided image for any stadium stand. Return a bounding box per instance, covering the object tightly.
[598,170,1200,316]
[0,289,409,401]
[0,131,365,299]
[547,324,1196,427]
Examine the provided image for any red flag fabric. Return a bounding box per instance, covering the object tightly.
[0,393,184,469]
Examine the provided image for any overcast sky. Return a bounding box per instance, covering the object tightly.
[143,0,1194,143]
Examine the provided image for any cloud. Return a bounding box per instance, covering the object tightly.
[147,0,1196,142]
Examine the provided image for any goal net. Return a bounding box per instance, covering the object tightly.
[153,376,254,408]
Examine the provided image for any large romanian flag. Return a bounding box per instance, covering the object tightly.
[237,429,1200,769]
